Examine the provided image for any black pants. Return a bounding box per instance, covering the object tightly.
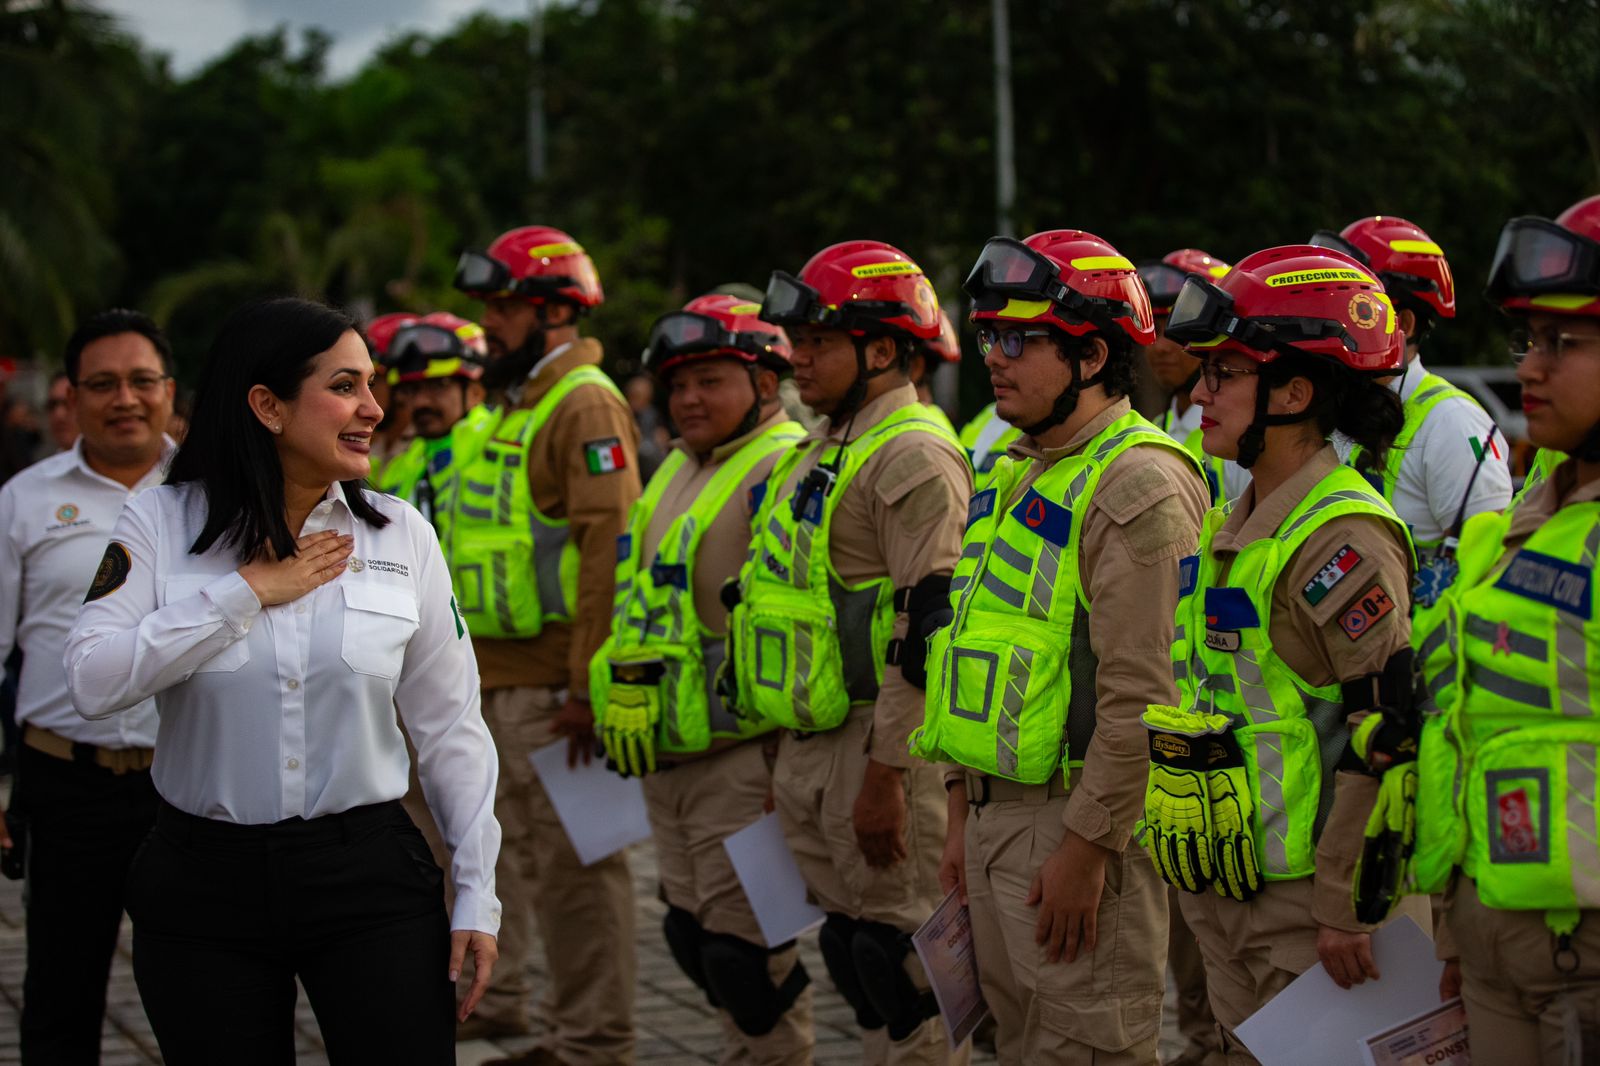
[126,800,455,1066]
[17,741,159,1065]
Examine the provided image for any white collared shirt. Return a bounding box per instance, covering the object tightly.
[64,481,501,934]
[0,438,171,748]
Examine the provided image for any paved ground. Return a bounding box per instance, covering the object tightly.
[0,835,1185,1063]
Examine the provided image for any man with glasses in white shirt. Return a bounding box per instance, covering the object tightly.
[0,308,174,1064]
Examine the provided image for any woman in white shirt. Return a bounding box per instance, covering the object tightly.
[64,297,502,1065]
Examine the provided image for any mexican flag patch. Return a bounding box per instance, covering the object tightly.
[1470,433,1503,462]
[585,437,626,474]
[1302,544,1361,606]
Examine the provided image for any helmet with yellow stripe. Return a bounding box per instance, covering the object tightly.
[1139,249,1232,316]
[761,240,942,342]
[963,230,1155,345]
[387,312,489,385]
[453,225,604,310]
[1311,216,1456,325]
[1487,194,1600,319]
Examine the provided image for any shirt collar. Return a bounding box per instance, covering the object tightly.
[806,382,919,445]
[511,337,603,409]
[1007,397,1132,465]
[69,435,177,491]
[1213,444,1340,554]
[301,480,356,536]
[675,408,796,467]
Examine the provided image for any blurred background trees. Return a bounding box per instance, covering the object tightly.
[2,0,1597,416]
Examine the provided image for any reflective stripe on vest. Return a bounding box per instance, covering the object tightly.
[591,421,802,754]
[449,367,620,638]
[913,411,1202,783]
[733,406,963,731]
[1172,466,1412,879]
[1417,502,1600,909]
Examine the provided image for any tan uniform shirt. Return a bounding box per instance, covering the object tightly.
[473,338,643,694]
[639,409,797,637]
[1005,399,1210,851]
[776,382,971,768]
[1210,444,1414,932]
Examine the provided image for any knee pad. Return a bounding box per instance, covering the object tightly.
[817,913,883,1031]
[700,933,810,1037]
[661,906,715,1004]
[850,919,938,1042]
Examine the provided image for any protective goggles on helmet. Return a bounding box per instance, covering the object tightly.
[386,325,485,382]
[1485,217,1600,301]
[1137,262,1190,311]
[760,271,910,332]
[643,312,780,370]
[1165,277,1359,356]
[1310,230,1443,298]
[962,237,1133,326]
[452,250,575,300]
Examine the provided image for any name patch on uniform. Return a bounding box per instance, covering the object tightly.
[84,541,131,603]
[1302,544,1361,606]
[1340,584,1396,641]
[1010,488,1071,547]
[1486,768,1549,864]
[1203,587,1257,653]
[1495,549,1593,620]
[1178,555,1199,598]
[966,488,997,530]
[584,438,627,475]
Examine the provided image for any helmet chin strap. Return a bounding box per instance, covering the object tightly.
[1022,353,1105,439]
[716,365,766,449]
[1234,374,1317,469]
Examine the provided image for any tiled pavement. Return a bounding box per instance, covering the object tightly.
[0,835,1184,1063]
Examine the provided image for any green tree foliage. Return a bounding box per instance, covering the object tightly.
[1,0,1596,418]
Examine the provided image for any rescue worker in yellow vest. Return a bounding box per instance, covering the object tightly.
[375,313,493,531]
[910,310,961,437]
[728,240,972,1065]
[1143,245,1431,1064]
[909,231,1210,1063]
[364,311,419,478]
[1362,194,1600,1062]
[452,225,642,1064]
[1310,218,1511,601]
[1141,249,1250,509]
[589,292,815,1064]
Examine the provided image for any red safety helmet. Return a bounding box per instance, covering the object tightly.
[1310,216,1456,321]
[387,312,489,385]
[644,294,793,377]
[925,310,962,362]
[1164,244,1404,374]
[761,240,943,342]
[453,225,604,309]
[1139,249,1232,316]
[365,312,420,361]
[964,230,1156,345]
[1487,194,1600,319]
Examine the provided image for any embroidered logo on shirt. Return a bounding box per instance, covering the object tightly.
[46,502,89,533]
[1413,554,1459,610]
[1302,544,1362,606]
[1340,583,1395,641]
[1495,549,1592,620]
[84,541,131,602]
[347,557,366,573]
[364,559,409,577]
[1009,488,1071,547]
[585,438,627,474]
[1470,434,1503,462]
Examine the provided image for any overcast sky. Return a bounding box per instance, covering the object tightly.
[99,0,529,79]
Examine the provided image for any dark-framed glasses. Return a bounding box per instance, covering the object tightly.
[974,325,1052,359]
[1197,357,1260,392]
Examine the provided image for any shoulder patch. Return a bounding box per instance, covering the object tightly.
[84,541,131,603]
[1010,488,1072,547]
[1096,460,1179,526]
[584,438,627,475]
[450,595,465,639]
[1302,544,1362,606]
[1339,583,1396,641]
[966,488,997,529]
[872,446,948,508]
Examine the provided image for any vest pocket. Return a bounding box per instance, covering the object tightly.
[921,614,1068,784]
[732,588,849,732]
[451,529,543,639]
[1411,710,1468,894]
[340,583,420,679]
[593,644,712,755]
[1466,722,1600,910]
[1234,718,1320,879]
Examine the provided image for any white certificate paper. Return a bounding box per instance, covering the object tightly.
[1235,916,1445,1066]
[910,887,990,1050]
[528,742,652,866]
[723,812,824,947]
[1361,997,1470,1066]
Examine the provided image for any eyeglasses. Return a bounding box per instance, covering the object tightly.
[975,325,1053,359]
[77,373,170,397]
[1198,358,1260,392]
[1508,326,1600,365]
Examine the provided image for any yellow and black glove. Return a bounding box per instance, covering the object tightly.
[598,662,665,778]
[1205,729,1262,902]
[1143,704,1226,894]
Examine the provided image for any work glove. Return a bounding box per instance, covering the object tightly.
[1351,709,1419,773]
[1353,758,1418,924]
[1142,704,1227,894]
[599,681,659,778]
[1206,729,1262,902]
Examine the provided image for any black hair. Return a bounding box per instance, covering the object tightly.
[1046,326,1138,399]
[1261,353,1404,474]
[63,308,174,384]
[166,297,390,562]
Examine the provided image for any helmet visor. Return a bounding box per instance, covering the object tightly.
[761,271,827,326]
[1137,262,1190,311]
[1165,277,1358,354]
[645,311,742,368]
[962,237,1058,303]
[1308,230,1371,266]
[453,251,512,296]
[389,324,465,365]
[1486,217,1600,300]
